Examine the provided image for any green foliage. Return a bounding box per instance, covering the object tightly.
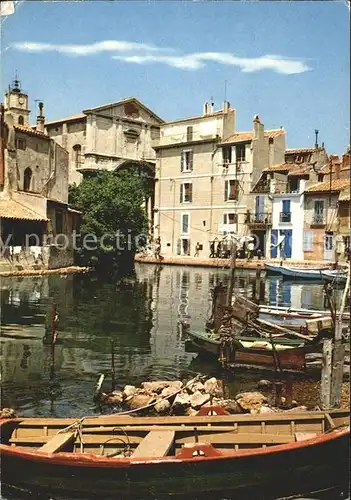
[69,170,150,270]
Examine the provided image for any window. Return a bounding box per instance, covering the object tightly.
[15,138,26,150]
[180,183,193,203]
[73,144,82,169]
[303,231,313,251]
[223,213,238,225]
[318,174,324,182]
[23,167,32,192]
[224,179,239,201]
[325,233,333,251]
[313,200,324,224]
[181,150,193,172]
[222,146,232,164]
[280,199,291,222]
[18,115,24,125]
[236,144,246,162]
[55,210,63,235]
[181,213,190,234]
[186,126,193,142]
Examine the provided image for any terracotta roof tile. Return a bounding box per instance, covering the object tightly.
[306,178,350,193]
[221,129,285,145]
[14,125,50,139]
[44,114,86,126]
[165,110,225,126]
[285,148,316,154]
[0,199,48,221]
[339,188,350,201]
[265,163,292,173]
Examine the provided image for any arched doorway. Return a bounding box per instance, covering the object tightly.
[23,167,32,192]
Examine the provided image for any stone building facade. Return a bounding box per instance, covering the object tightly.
[43,97,164,186]
[153,102,285,258]
[0,81,79,272]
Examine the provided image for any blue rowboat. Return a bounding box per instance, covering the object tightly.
[264,263,347,282]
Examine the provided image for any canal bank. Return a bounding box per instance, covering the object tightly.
[135,254,342,270]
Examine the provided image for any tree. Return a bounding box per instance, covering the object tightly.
[69,170,150,272]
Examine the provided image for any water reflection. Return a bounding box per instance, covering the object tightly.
[0,265,344,419]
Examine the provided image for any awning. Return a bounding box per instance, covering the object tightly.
[0,199,48,221]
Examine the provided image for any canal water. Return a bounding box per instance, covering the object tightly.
[0,264,348,500]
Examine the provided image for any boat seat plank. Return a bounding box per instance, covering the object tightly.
[131,430,175,458]
[16,411,346,427]
[177,432,294,445]
[294,432,317,442]
[38,431,76,453]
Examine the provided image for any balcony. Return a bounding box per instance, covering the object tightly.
[279,212,291,223]
[246,212,272,229]
[311,213,325,227]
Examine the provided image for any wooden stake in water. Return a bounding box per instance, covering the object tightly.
[110,339,116,392]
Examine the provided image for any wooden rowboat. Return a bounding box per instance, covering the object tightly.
[0,409,349,499]
[185,329,310,372]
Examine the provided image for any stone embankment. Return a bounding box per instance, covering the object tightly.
[97,376,313,416]
[0,266,91,278]
[135,254,344,270]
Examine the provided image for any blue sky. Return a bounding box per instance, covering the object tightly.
[1,1,349,154]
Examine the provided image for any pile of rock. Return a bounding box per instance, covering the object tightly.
[98,377,306,416]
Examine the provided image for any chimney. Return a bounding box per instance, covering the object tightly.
[203,102,209,116]
[223,101,230,113]
[253,115,264,141]
[342,152,350,174]
[36,102,45,133]
[209,101,214,114]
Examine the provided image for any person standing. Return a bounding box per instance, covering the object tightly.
[194,242,201,257]
[209,241,215,258]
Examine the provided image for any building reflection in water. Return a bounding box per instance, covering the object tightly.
[0,265,343,417]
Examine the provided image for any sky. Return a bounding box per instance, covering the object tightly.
[1,0,349,154]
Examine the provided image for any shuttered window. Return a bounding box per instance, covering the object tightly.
[181,150,193,172]
[303,231,313,251]
[224,180,239,201]
[180,183,193,203]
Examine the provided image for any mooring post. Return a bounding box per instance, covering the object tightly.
[110,339,116,392]
[274,382,283,408]
[320,338,333,409]
[50,303,58,375]
[330,266,350,407]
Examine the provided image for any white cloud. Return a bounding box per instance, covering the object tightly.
[12,39,310,74]
[114,52,310,74]
[12,40,166,55]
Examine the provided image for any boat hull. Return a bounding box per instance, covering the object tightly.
[186,332,307,370]
[264,263,346,282]
[0,428,349,499]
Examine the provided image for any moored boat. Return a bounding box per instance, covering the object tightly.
[264,263,347,282]
[184,329,310,372]
[0,409,349,499]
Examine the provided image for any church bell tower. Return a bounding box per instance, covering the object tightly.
[4,78,30,126]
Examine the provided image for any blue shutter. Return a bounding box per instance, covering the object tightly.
[281,229,292,258]
[282,199,291,213]
[271,230,278,258]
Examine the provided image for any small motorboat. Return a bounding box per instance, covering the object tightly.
[0,409,349,499]
[265,263,347,282]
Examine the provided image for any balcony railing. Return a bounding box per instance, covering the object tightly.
[246,212,272,226]
[280,212,291,223]
[312,213,325,225]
